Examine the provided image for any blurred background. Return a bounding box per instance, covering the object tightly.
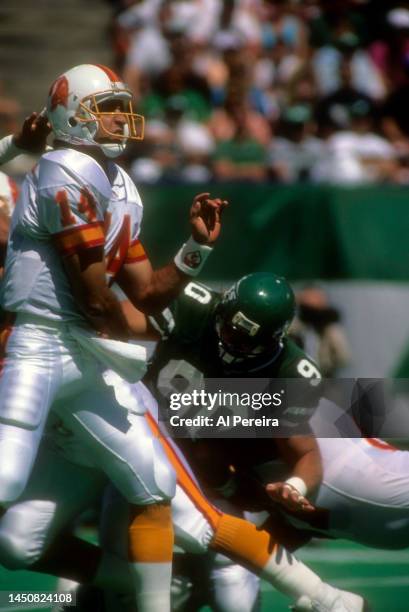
[1,0,409,378]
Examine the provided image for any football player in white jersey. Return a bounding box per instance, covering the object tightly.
[0,110,367,612]
[0,382,369,612]
[0,63,227,612]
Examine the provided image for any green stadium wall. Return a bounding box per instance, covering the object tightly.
[139,184,409,282]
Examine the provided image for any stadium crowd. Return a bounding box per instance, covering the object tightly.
[96,0,409,185]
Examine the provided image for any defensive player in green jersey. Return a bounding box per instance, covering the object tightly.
[148,272,321,381]
[144,272,323,512]
[142,274,339,612]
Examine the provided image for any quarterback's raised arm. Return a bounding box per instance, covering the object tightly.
[116,192,228,314]
[0,112,51,165]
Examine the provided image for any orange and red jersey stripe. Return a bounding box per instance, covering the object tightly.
[53,222,105,257]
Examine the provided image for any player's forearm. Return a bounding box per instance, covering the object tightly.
[64,250,131,340]
[131,263,189,315]
[80,288,131,340]
[277,437,323,494]
[120,300,160,340]
[288,448,322,494]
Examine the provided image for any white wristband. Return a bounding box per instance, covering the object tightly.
[174,236,212,276]
[284,477,307,497]
[0,135,20,166]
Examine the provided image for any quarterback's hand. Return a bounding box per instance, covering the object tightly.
[13,111,51,154]
[266,482,316,513]
[190,192,228,245]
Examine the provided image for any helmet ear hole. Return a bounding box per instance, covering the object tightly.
[68,117,77,127]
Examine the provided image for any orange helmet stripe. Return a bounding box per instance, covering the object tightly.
[94,64,121,83]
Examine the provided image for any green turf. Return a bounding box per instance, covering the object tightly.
[0,540,408,611]
[258,540,409,612]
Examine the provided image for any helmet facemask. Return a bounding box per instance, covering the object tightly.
[214,273,296,367]
[74,93,144,158]
[215,311,285,365]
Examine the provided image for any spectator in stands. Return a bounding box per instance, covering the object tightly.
[379,8,409,154]
[290,286,351,377]
[209,70,272,147]
[313,99,397,184]
[311,1,386,100]
[268,104,324,182]
[100,0,409,185]
[211,87,269,182]
[370,7,409,92]
[315,55,374,138]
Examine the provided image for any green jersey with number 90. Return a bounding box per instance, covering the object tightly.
[146,281,322,426]
[146,281,323,487]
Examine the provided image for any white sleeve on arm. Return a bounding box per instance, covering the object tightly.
[0,135,21,165]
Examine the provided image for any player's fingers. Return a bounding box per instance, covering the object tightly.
[205,209,216,232]
[289,491,305,507]
[22,112,38,131]
[281,485,290,501]
[289,491,315,512]
[206,199,227,224]
[193,192,211,205]
[35,113,51,129]
[297,499,315,512]
[300,502,316,512]
[204,199,220,209]
[265,483,279,500]
[215,201,228,221]
[190,200,202,217]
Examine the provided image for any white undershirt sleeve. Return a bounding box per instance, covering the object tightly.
[0,135,21,165]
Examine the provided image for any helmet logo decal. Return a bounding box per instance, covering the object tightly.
[49,76,69,111]
[232,311,260,336]
[221,285,237,305]
[183,250,202,269]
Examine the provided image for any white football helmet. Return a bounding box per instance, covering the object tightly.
[46,64,144,158]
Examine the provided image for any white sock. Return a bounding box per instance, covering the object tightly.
[130,561,172,612]
[260,545,322,600]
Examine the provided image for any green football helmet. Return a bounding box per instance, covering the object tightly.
[215,273,296,363]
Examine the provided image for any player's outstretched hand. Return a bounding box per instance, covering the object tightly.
[13,111,51,154]
[266,482,316,513]
[190,192,228,245]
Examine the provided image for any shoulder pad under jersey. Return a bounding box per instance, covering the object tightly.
[278,338,321,378]
[151,281,218,340]
[111,164,143,209]
[38,149,112,200]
